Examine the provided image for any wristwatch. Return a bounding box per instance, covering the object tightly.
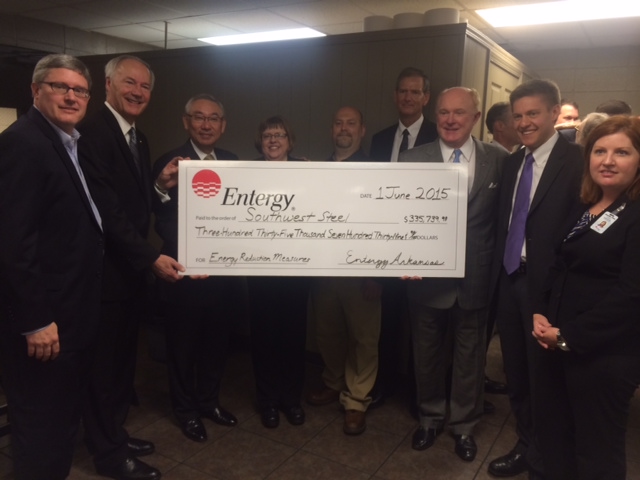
[556,330,570,351]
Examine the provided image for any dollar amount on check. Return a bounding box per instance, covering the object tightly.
[178,161,468,277]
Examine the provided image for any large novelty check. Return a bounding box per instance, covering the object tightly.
[177,161,468,277]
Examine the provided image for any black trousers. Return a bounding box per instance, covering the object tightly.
[248,277,308,409]
[1,333,91,480]
[83,296,145,469]
[494,268,544,474]
[165,295,232,422]
[535,350,640,480]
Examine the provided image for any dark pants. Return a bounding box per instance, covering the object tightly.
[1,333,91,480]
[535,350,640,480]
[83,296,144,470]
[248,277,308,409]
[495,268,544,473]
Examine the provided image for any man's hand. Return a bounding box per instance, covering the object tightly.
[155,156,188,191]
[26,322,60,361]
[532,313,557,349]
[151,254,185,282]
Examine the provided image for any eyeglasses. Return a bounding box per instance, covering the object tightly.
[42,82,90,99]
[262,133,288,140]
[186,114,224,124]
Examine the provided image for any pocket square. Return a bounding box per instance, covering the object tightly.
[489,182,499,189]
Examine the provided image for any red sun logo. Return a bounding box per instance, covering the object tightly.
[192,169,222,198]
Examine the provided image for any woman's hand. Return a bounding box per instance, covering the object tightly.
[532,314,559,349]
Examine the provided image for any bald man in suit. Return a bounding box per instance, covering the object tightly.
[400,87,506,462]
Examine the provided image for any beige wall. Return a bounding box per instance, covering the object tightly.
[519,46,640,116]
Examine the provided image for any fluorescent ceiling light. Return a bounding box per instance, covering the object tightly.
[199,27,325,46]
[477,0,640,27]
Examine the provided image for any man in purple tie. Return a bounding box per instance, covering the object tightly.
[487,79,583,479]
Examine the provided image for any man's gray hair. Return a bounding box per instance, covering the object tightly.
[104,55,155,90]
[184,94,225,117]
[438,87,481,112]
[32,54,92,89]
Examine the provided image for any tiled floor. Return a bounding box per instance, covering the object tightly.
[1,330,639,480]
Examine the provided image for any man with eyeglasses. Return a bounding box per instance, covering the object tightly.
[78,55,183,480]
[151,94,239,444]
[0,54,103,479]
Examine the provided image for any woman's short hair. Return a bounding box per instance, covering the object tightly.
[254,115,295,154]
[581,115,640,203]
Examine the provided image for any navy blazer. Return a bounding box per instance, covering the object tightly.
[539,197,640,356]
[370,119,438,162]
[0,107,103,348]
[491,134,583,300]
[79,105,159,301]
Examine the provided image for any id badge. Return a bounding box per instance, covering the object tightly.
[591,211,618,233]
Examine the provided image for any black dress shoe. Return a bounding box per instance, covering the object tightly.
[454,434,477,462]
[96,457,160,480]
[181,418,207,442]
[484,399,496,414]
[488,450,528,477]
[411,426,443,451]
[261,407,279,428]
[281,405,305,426]
[485,376,508,395]
[127,438,154,457]
[201,406,237,426]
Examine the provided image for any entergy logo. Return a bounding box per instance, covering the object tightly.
[192,169,221,198]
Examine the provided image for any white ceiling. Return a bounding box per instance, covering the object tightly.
[1,0,639,55]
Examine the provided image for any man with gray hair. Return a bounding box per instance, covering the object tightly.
[400,87,507,462]
[0,53,103,479]
[79,54,182,480]
[485,101,520,153]
[152,94,239,444]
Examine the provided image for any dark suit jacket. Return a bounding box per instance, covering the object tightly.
[79,105,159,301]
[399,138,507,310]
[370,119,438,162]
[0,107,103,349]
[539,197,640,356]
[492,134,583,300]
[152,141,238,306]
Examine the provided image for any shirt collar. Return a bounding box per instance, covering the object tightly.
[440,136,475,163]
[398,115,424,138]
[525,131,559,166]
[190,139,215,160]
[105,101,135,137]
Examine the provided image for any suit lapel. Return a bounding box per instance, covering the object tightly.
[101,106,151,207]
[29,108,101,230]
[469,138,489,202]
[529,137,568,214]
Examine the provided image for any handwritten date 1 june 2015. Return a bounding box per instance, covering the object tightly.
[376,186,450,200]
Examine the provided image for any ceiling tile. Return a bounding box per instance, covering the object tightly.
[269,0,370,26]
[92,24,181,42]
[147,38,211,49]
[160,17,239,37]
[23,6,123,29]
[199,9,304,32]
[75,0,182,23]
[318,21,363,35]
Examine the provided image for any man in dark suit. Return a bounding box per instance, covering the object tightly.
[369,67,438,405]
[370,67,438,163]
[79,55,183,480]
[0,54,103,479]
[152,94,239,443]
[399,87,506,462]
[487,79,583,479]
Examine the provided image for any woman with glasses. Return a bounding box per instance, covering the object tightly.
[249,115,309,428]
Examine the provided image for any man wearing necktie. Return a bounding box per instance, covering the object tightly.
[0,54,103,480]
[487,79,583,479]
[152,94,240,444]
[79,55,184,480]
[399,87,507,462]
